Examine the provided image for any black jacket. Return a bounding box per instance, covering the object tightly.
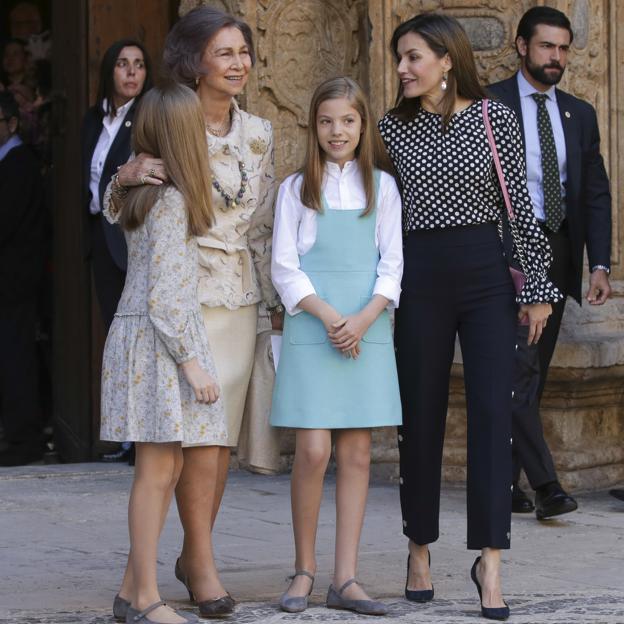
[488,74,611,304]
[0,143,45,304]
[81,101,137,272]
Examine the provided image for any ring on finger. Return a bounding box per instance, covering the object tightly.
[148,168,156,177]
[139,175,146,185]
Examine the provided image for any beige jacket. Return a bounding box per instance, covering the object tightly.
[197,100,278,310]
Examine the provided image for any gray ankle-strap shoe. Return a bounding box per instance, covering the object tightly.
[326,578,388,616]
[113,594,131,622]
[125,600,198,623]
[279,570,315,613]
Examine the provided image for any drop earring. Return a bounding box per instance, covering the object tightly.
[441,72,448,91]
[195,77,200,87]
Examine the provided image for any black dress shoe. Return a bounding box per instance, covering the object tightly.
[0,444,44,467]
[609,489,624,502]
[99,444,135,465]
[511,484,535,513]
[535,482,577,520]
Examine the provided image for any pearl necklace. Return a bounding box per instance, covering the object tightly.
[212,160,248,209]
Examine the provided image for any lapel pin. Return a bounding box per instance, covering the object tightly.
[125,120,132,127]
[564,111,571,118]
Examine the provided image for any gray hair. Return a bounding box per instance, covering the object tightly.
[163,6,256,89]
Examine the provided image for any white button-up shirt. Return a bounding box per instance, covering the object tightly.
[89,98,134,215]
[271,160,403,315]
[517,71,567,221]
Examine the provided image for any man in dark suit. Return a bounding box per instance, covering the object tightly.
[489,6,612,520]
[0,91,45,466]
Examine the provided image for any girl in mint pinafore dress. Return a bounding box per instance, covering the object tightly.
[270,77,403,615]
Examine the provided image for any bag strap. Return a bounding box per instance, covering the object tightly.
[482,98,531,278]
[482,99,515,220]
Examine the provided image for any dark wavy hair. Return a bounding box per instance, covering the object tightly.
[389,13,487,128]
[516,6,573,45]
[96,39,153,117]
[163,6,255,90]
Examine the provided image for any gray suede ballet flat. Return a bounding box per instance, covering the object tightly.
[113,593,131,622]
[278,570,315,613]
[125,600,198,623]
[326,578,388,616]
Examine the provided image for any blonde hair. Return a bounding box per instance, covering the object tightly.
[300,76,393,217]
[120,83,213,235]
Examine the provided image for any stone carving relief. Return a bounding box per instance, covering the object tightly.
[255,0,364,179]
[179,0,243,17]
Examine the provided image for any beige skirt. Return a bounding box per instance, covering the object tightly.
[198,304,258,447]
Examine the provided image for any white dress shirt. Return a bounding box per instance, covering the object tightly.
[89,98,134,215]
[517,71,567,221]
[271,160,403,315]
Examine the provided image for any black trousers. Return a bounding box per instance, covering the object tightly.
[0,302,42,450]
[91,215,126,331]
[512,227,571,488]
[396,224,517,550]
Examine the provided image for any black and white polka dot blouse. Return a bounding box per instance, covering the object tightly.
[378,99,562,305]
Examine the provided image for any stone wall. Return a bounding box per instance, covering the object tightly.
[180,0,624,490]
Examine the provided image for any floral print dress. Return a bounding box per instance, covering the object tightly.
[100,187,227,445]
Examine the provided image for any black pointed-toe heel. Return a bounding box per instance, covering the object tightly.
[470,556,510,621]
[405,551,434,602]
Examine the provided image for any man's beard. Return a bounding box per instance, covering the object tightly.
[525,52,565,86]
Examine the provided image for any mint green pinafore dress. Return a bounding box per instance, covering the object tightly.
[270,174,402,429]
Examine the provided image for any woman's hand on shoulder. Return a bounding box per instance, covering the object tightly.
[180,358,220,404]
[519,303,552,345]
[117,152,167,187]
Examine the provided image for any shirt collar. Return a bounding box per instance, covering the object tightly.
[0,134,23,162]
[325,159,357,179]
[102,97,135,119]
[517,70,557,102]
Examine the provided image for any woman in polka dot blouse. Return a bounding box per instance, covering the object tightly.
[378,13,562,621]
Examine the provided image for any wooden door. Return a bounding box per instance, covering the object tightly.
[51,0,174,461]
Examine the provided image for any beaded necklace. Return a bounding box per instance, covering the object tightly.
[212,160,248,209]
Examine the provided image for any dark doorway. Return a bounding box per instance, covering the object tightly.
[50,0,175,461]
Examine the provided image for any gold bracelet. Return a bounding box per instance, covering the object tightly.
[112,173,128,198]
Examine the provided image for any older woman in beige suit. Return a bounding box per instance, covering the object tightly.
[106,6,282,621]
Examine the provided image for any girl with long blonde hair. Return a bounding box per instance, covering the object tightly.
[270,76,403,615]
[100,83,226,624]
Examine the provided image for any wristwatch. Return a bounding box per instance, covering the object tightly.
[267,303,285,315]
[591,265,610,274]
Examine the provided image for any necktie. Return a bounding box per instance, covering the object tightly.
[531,93,563,231]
